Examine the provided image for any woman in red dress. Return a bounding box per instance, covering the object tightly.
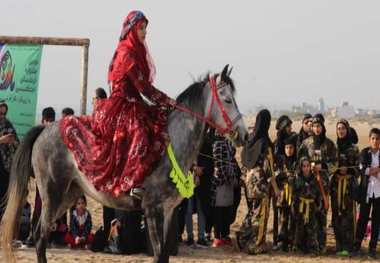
[60,11,176,197]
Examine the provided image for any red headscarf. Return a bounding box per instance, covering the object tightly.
[108,11,155,84]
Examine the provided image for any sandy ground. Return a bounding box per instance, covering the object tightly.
[2,119,380,262]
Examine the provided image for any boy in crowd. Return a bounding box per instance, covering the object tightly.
[354,128,380,258]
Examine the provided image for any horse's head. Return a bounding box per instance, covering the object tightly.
[206,64,248,146]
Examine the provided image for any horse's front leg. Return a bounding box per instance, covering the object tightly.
[145,206,168,263]
[162,203,177,255]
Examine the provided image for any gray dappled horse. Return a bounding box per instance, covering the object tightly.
[1,65,248,263]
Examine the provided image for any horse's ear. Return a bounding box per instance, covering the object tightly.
[221,64,229,80]
[227,66,233,77]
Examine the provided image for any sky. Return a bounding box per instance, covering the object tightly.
[2,0,380,115]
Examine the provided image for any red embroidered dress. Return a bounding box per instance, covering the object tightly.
[60,11,173,196]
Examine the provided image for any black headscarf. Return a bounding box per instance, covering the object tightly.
[312,115,326,149]
[298,113,312,143]
[275,115,293,155]
[241,109,272,169]
[283,133,298,162]
[336,119,358,152]
[298,156,312,181]
[276,115,292,131]
[250,109,271,146]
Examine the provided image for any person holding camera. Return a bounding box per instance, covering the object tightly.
[0,102,19,220]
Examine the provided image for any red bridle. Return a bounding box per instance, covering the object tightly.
[174,75,242,135]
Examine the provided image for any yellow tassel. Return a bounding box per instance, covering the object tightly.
[284,183,292,206]
[353,201,357,240]
[284,183,289,204]
[256,197,268,245]
[299,197,314,224]
[337,175,348,212]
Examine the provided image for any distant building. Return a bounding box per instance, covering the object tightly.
[368,110,379,117]
[291,102,318,115]
[336,101,355,119]
[356,108,368,117]
[318,98,326,113]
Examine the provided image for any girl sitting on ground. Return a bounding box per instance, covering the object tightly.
[65,195,94,248]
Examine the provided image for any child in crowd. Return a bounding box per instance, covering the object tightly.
[294,157,320,254]
[354,128,380,258]
[65,195,93,248]
[275,134,298,251]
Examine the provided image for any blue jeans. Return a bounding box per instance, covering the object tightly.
[185,194,206,240]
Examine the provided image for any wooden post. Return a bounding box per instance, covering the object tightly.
[0,36,89,46]
[80,44,89,115]
[0,35,90,115]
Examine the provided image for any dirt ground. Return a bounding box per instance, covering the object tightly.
[2,118,380,262]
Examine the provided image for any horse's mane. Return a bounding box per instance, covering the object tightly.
[176,73,235,109]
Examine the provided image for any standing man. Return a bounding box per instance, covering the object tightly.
[27,107,59,246]
[354,128,380,258]
[0,101,19,220]
[61,107,75,118]
[195,127,216,243]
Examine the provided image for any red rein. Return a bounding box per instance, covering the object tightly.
[173,75,239,135]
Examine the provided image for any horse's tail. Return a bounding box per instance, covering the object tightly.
[1,125,45,262]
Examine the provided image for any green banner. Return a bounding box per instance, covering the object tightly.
[0,44,43,138]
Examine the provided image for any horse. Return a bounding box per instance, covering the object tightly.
[1,64,248,263]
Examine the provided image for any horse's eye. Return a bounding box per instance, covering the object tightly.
[224,98,232,104]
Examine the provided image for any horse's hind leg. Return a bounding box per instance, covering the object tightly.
[34,173,81,263]
[34,207,49,263]
[145,205,167,263]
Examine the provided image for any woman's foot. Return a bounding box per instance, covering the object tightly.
[212,238,224,248]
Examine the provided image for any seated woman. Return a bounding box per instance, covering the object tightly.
[60,10,176,197]
[65,195,93,248]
